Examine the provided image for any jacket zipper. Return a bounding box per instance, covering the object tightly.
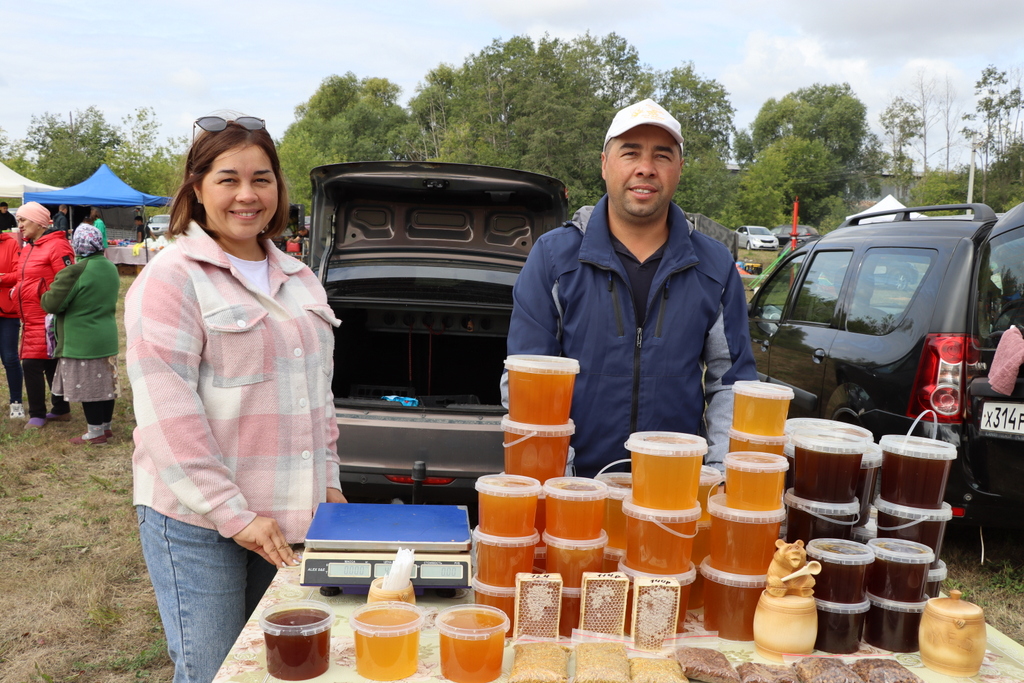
[16,242,33,318]
[608,273,624,337]
[630,327,642,432]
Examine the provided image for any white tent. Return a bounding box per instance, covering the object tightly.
[0,160,60,198]
[845,194,922,224]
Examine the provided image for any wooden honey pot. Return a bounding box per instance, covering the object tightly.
[919,589,986,677]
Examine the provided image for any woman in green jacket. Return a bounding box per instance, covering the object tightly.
[41,224,120,444]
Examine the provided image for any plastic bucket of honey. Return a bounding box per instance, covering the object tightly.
[874,497,952,565]
[784,418,873,442]
[805,538,874,604]
[707,494,786,575]
[731,381,794,436]
[865,538,934,603]
[595,472,632,550]
[863,592,927,652]
[259,600,334,681]
[783,489,860,544]
[729,428,787,456]
[559,586,582,638]
[533,545,546,572]
[617,559,696,635]
[622,498,701,575]
[790,429,867,503]
[436,604,509,683]
[472,577,516,633]
[814,598,870,654]
[855,443,882,528]
[542,477,608,540]
[878,434,957,509]
[603,546,625,572]
[541,530,608,588]
[350,601,424,681]
[687,521,712,610]
[504,355,580,425]
[925,560,947,598]
[475,474,541,538]
[627,432,707,510]
[698,466,724,522]
[699,558,767,641]
[472,528,541,587]
[502,416,574,484]
[724,452,788,511]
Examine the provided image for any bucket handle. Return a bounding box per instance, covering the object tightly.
[904,409,938,442]
[653,520,698,539]
[795,507,861,526]
[875,517,924,532]
[503,431,538,449]
[596,458,632,477]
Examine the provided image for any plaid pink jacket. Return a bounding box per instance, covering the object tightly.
[127,223,341,542]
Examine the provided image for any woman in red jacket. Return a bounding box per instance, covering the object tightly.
[10,202,75,428]
[0,220,23,419]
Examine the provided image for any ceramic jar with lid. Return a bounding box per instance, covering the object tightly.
[919,589,986,677]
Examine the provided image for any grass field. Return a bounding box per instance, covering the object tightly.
[0,271,1020,683]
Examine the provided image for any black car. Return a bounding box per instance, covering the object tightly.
[747,202,1024,527]
[772,224,820,248]
[307,162,568,506]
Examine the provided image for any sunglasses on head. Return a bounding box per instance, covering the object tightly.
[192,116,266,143]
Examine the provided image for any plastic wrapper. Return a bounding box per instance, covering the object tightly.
[675,646,740,683]
[630,656,687,683]
[793,657,864,683]
[573,642,630,683]
[508,642,571,683]
[849,659,923,683]
[737,661,799,683]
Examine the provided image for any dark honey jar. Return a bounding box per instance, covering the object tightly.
[814,598,870,654]
[805,538,874,604]
[874,497,952,567]
[791,430,867,504]
[863,592,927,652]
[866,538,934,603]
[784,489,860,544]
[878,435,957,510]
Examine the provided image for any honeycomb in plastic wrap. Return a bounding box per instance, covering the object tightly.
[514,573,563,639]
[579,572,629,635]
[631,576,680,650]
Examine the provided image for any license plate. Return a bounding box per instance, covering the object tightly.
[980,402,1024,435]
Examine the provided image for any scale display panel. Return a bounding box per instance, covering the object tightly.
[302,551,472,589]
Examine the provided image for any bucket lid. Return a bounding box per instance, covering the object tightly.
[790,429,869,455]
[784,418,873,441]
[852,521,877,544]
[504,354,580,374]
[542,530,608,550]
[699,557,767,587]
[535,545,547,558]
[732,380,794,401]
[625,431,707,457]
[724,452,789,473]
[866,591,928,613]
[350,601,425,636]
[784,489,860,516]
[542,477,609,501]
[595,472,633,500]
[728,428,788,446]
[783,442,795,458]
[805,538,875,566]
[861,442,883,468]
[501,415,576,437]
[707,493,787,523]
[617,558,697,586]
[700,465,724,487]
[435,604,510,640]
[472,576,517,597]
[621,497,703,524]
[874,497,953,522]
[259,600,334,636]
[815,597,871,614]
[475,473,542,497]
[878,434,957,460]
[473,527,541,548]
[928,560,948,582]
[867,538,935,565]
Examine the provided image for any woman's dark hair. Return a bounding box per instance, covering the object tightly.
[168,120,289,240]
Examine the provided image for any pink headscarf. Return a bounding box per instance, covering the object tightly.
[16,202,52,229]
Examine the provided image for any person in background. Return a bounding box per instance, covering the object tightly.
[53,205,70,236]
[0,215,23,418]
[41,224,120,444]
[89,207,107,242]
[134,216,150,243]
[6,201,75,428]
[0,203,16,232]
[74,212,95,238]
[126,115,345,683]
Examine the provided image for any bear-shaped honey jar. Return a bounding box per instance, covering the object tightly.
[919,589,986,677]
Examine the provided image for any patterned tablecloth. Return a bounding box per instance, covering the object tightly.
[214,564,1024,682]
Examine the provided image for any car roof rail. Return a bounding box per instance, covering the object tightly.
[840,203,997,227]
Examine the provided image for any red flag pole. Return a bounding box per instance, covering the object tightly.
[790,197,800,251]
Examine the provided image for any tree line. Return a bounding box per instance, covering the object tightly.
[3,33,1023,230]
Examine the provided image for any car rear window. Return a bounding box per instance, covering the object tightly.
[845,248,935,336]
[790,251,852,324]
[978,226,1024,346]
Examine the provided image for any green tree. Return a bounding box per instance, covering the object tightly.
[879,96,922,201]
[910,169,969,207]
[25,106,122,186]
[655,62,734,159]
[104,107,185,197]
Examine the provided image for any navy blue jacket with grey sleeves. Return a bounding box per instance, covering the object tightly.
[505,196,757,477]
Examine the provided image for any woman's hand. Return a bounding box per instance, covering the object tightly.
[232,516,299,567]
[327,487,347,504]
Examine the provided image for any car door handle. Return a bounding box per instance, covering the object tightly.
[812,348,826,364]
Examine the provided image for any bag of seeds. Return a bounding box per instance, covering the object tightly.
[630,656,687,683]
[737,661,800,683]
[573,643,630,683]
[508,642,572,683]
[793,657,864,683]
[849,659,924,683]
[675,646,741,683]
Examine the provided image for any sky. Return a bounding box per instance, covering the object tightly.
[5,0,1024,167]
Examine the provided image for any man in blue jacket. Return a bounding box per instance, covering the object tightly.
[506,99,757,477]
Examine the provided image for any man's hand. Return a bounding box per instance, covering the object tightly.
[232,516,299,567]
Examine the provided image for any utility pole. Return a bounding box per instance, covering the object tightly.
[967,134,977,206]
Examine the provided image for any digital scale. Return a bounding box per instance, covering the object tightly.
[301,503,473,592]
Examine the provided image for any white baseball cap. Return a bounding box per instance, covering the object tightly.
[604,99,684,149]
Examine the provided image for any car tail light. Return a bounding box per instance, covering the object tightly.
[950,506,965,518]
[908,334,972,422]
[384,474,455,485]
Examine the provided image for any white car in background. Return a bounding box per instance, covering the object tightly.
[735,225,779,250]
[147,214,171,236]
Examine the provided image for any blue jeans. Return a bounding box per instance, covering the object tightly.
[0,317,21,402]
[137,506,278,683]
